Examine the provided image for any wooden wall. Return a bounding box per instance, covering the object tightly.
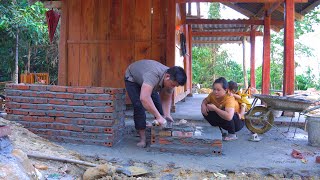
[58,0,192,105]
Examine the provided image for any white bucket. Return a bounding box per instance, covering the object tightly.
[306,115,320,147]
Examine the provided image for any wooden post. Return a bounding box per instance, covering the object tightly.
[187,24,193,96]
[242,38,248,89]
[58,0,68,86]
[261,8,271,95]
[250,25,256,88]
[187,2,191,15]
[166,0,176,67]
[283,0,295,95]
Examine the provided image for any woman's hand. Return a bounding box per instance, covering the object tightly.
[201,103,209,116]
[207,104,217,111]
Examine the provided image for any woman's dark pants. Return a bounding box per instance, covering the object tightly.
[203,111,244,134]
[125,80,163,130]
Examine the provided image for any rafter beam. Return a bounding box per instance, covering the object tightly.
[221,2,255,18]
[267,1,283,16]
[177,0,308,3]
[277,5,304,21]
[193,40,242,44]
[186,19,284,26]
[192,31,263,37]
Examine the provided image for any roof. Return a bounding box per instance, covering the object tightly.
[190,1,320,46]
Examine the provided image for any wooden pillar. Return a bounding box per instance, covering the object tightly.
[261,9,271,95]
[242,38,248,89]
[58,0,68,86]
[250,25,256,88]
[187,3,191,16]
[166,0,176,67]
[187,24,193,96]
[283,0,295,95]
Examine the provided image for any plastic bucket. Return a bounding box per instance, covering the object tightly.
[306,115,320,147]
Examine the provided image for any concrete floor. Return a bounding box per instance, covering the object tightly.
[60,94,320,177]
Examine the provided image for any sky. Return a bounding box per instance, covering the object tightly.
[191,3,320,79]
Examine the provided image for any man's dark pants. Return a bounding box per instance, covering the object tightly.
[125,80,163,130]
[203,111,244,134]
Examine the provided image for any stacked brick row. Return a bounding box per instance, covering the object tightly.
[5,84,126,147]
[150,124,222,155]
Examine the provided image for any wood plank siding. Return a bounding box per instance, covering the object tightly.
[59,0,192,106]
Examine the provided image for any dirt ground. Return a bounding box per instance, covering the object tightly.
[1,117,320,180]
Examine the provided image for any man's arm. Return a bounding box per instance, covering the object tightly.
[140,83,163,119]
[160,87,173,118]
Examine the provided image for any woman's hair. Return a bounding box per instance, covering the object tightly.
[213,77,228,90]
[228,81,238,92]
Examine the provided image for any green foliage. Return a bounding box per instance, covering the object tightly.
[0,0,59,83]
[296,67,317,90]
[208,3,221,19]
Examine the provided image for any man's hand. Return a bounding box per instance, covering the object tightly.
[164,115,174,122]
[155,116,167,126]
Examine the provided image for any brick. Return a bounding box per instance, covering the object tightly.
[104,88,119,94]
[15,121,30,128]
[20,91,37,97]
[37,104,54,110]
[83,113,105,119]
[29,85,48,91]
[12,110,28,115]
[54,105,74,112]
[83,126,108,133]
[67,87,86,93]
[86,87,105,94]
[5,114,23,121]
[5,84,13,89]
[73,94,91,100]
[11,97,30,103]
[47,86,67,92]
[20,104,37,109]
[316,156,320,164]
[37,92,55,98]
[67,100,84,106]
[5,90,21,96]
[28,110,46,116]
[28,122,49,129]
[12,84,30,90]
[172,131,194,137]
[30,98,48,104]
[47,111,65,117]
[92,107,114,113]
[63,124,83,132]
[73,107,92,113]
[22,116,38,122]
[84,101,112,107]
[94,94,113,101]
[55,117,73,124]
[48,99,67,105]
[55,93,74,99]
[64,112,83,118]
[104,128,114,134]
[5,103,21,109]
[74,119,114,127]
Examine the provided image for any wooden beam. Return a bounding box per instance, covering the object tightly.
[192,31,263,37]
[177,0,308,3]
[186,19,284,26]
[58,0,68,86]
[301,1,320,15]
[193,40,242,44]
[277,5,304,21]
[166,0,176,67]
[250,26,256,88]
[261,9,271,95]
[43,1,62,9]
[187,2,191,15]
[267,1,283,16]
[196,2,200,18]
[283,0,295,95]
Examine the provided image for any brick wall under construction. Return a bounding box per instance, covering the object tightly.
[5,84,126,147]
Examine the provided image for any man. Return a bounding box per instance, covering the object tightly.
[124,60,187,148]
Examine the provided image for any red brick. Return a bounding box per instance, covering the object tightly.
[21,91,37,97]
[54,105,74,112]
[12,110,28,115]
[316,156,320,164]
[94,94,113,101]
[48,99,67,105]
[22,116,38,122]
[73,107,92,113]
[55,93,74,99]
[67,100,84,106]
[65,112,83,118]
[47,86,67,92]
[75,119,114,127]
[84,101,111,107]
[63,124,83,132]
[104,128,114,134]
[37,92,55,98]
[29,85,47,91]
[92,107,114,113]
[5,90,21,96]
[159,138,172,145]
[83,113,104,119]
[86,87,105,94]
[73,94,90,100]
[5,84,13,89]
[28,110,46,116]
[47,111,65,117]
[67,87,86,93]
[37,104,54,110]
[30,98,48,104]
[12,84,30,90]
[5,103,21,109]
[55,117,73,124]
[37,117,54,123]
[28,122,48,129]
[105,88,118,94]
[20,104,37,109]
[11,97,30,103]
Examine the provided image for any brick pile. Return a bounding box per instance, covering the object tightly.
[5,84,125,147]
[150,123,222,155]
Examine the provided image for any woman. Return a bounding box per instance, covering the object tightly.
[201,77,244,141]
